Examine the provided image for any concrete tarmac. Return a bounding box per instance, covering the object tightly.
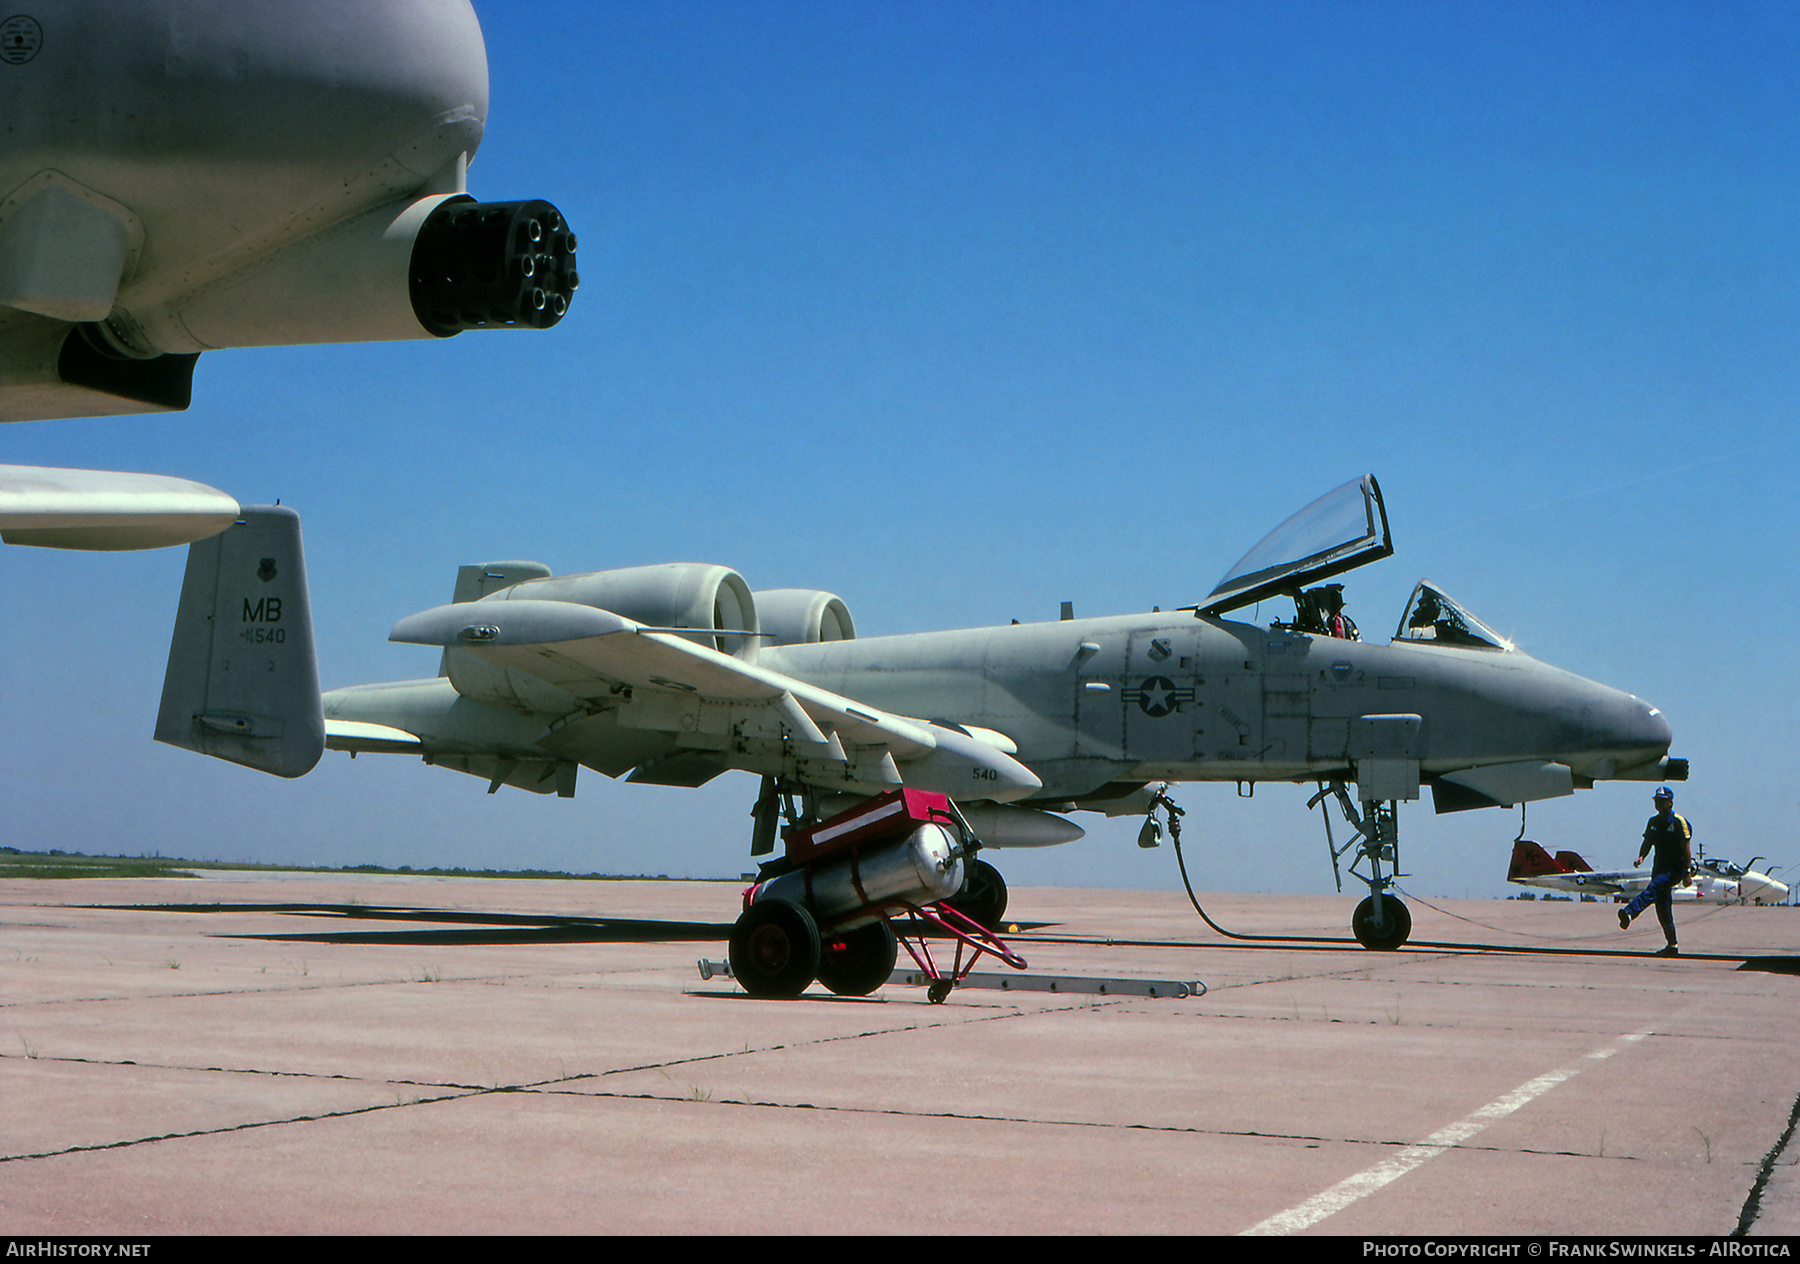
[2,873,1797,1237]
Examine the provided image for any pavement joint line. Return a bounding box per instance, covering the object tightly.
[0,1089,485,1166]
[0,996,1125,1166]
[0,965,673,1011]
[509,1083,1661,1157]
[1238,1026,1656,1236]
[0,1047,492,1090]
[1735,1077,1800,1234]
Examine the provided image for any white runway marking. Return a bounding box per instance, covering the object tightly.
[1241,1029,1652,1236]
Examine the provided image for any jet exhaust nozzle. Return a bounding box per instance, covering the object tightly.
[410,198,579,336]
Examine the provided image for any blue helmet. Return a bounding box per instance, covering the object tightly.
[1654,786,1674,801]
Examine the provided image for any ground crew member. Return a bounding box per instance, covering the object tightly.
[1618,786,1692,955]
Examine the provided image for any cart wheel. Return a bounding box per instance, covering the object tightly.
[817,921,899,996]
[1351,895,1412,950]
[927,979,954,1004]
[729,900,822,997]
[946,859,1008,930]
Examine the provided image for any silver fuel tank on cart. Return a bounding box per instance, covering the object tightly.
[747,823,964,931]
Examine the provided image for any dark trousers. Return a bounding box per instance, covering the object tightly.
[1623,872,1679,944]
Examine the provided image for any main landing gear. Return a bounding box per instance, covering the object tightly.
[1311,780,1412,950]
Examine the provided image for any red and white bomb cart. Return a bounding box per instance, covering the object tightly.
[730,789,1027,1001]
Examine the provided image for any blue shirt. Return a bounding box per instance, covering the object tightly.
[1642,812,1692,876]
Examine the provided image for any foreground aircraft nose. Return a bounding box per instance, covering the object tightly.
[1570,689,1683,783]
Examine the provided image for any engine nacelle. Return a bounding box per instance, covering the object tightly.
[503,563,759,658]
[443,562,759,713]
[753,588,856,645]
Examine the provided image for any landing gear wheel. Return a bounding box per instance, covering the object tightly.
[729,900,822,997]
[817,921,899,996]
[927,979,954,1004]
[946,859,1009,930]
[1351,895,1412,950]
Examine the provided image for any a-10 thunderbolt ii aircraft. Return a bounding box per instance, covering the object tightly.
[0,0,576,551]
[1508,841,1787,905]
[158,476,1686,949]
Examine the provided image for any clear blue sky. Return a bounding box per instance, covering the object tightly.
[5,0,1797,900]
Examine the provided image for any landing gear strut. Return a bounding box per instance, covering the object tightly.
[1311,781,1412,950]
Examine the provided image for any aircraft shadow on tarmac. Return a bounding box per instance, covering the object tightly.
[96,903,734,947]
[1736,957,1800,975]
[87,903,1051,948]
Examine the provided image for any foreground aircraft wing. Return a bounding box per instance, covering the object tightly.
[388,600,1041,800]
[0,464,239,550]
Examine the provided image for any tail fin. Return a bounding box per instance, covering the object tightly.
[1508,839,1567,881]
[155,505,323,777]
[1552,850,1593,873]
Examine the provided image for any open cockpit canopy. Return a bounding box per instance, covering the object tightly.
[1394,581,1512,651]
[1200,475,1391,617]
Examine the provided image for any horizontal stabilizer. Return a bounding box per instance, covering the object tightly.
[156,506,323,777]
[0,464,238,551]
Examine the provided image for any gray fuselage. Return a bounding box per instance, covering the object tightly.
[758,611,1670,804]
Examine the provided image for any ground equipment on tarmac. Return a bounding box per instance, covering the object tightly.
[729,789,1027,1001]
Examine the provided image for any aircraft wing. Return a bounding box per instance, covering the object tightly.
[388,600,1041,801]
[0,465,239,550]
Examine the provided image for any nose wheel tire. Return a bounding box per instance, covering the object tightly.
[729,900,822,997]
[1351,895,1412,950]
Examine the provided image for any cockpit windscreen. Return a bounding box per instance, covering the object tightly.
[1395,582,1511,651]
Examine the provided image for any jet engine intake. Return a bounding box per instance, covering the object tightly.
[754,589,856,645]
[437,563,760,713]
[498,563,759,659]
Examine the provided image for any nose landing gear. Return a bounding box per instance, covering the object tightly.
[1313,781,1412,950]
[1351,892,1412,951]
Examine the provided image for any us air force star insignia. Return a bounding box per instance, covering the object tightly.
[1132,676,1192,717]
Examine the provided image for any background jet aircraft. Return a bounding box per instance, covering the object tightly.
[161,476,1685,948]
[1508,840,1788,905]
[0,0,576,550]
